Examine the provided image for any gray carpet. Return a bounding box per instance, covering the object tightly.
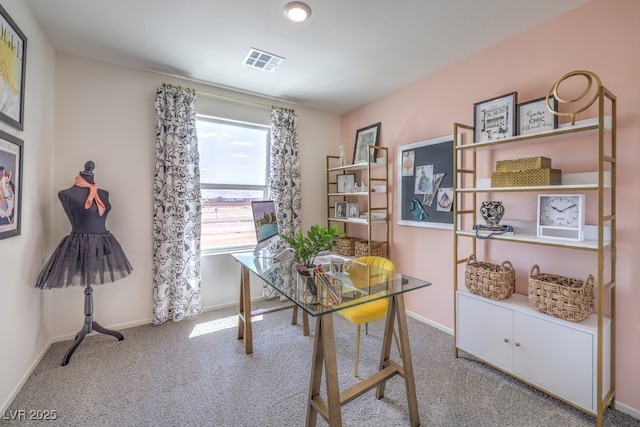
[2,299,639,427]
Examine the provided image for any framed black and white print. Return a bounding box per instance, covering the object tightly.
[336,173,355,193]
[474,92,517,142]
[0,4,27,130]
[347,203,359,218]
[334,201,348,219]
[0,129,22,239]
[517,96,558,135]
[353,122,381,164]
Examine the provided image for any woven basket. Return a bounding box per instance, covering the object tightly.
[354,240,387,258]
[464,255,515,300]
[528,265,594,322]
[496,156,552,172]
[491,168,561,187]
[335,237,355,256]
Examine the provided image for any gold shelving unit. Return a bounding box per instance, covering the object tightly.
[452,87,616,427]
[326,146,389,257]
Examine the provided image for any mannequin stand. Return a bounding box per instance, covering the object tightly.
[62,285,124,366]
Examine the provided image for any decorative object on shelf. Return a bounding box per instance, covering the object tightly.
[491,168,561,187]
[397,134,454,229]
[517,96,558,135]
[473,224,514,240]
[546,70,602,125]
[464,254,515,301]
[409,197,427,221]
[354,240,386,258]
[473,92,517,142]
[336,173,355,193]
[359,181,367,192]
[479,200,504,226]
[491,155,560,187]
[0,130,22,240]
[334,201,347,219]
[279,224,344,268]
[528,264,594,322]
[537,194,585,241]
[0,4,27,130]
[335,237,355,256]
[495,156,551,172]
[347,202,359,218]
[338,145,346,167]
[353,122,381,164]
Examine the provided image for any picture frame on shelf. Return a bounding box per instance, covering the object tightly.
[0,129,23,240]
[336,173,355,193]
[347,203,359,218]
[474,92,517,143]
[517,96,558,136]
[0,4,27,130]
[353,122,381,164]
[334,201,348,219]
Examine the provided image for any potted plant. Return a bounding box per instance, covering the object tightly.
[279,224,344,268]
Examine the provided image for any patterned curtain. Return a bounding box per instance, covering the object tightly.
[152,84,202,325]
[264,107,302,298]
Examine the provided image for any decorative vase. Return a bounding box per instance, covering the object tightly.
[480,201,504,226]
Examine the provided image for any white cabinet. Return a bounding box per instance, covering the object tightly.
[457,290,611,413]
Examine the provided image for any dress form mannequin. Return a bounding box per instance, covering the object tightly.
[36,161,133,365]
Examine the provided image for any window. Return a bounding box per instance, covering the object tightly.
[197,115,270,253]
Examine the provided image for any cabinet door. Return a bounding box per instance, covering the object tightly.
[513,312,593,411]
[457,293,513,372]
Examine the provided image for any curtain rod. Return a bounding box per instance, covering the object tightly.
[161,82,295,112]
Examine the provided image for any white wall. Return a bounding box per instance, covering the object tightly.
[0,0,56,412]
[50,53,341,337]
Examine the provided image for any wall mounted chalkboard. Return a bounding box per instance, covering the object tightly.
[396,134,454,229]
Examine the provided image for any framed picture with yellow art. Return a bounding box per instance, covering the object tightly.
[0,4,27,130]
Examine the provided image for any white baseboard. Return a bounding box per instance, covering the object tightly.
[615,401,640,421]
[406,309,453,335]
[1,338,54,414]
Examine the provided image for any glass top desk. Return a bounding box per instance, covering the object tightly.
[231,252,431,427]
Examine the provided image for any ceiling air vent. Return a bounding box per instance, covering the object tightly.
[243,48,284,72]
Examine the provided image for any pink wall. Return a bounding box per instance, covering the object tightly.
[341,0,640,414]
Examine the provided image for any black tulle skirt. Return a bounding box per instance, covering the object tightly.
[35,232,133,289]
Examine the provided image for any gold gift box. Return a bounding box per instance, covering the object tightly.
[495,156,552,172]
[491,168,562,187]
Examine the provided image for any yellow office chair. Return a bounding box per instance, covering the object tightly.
[338,256,400,377]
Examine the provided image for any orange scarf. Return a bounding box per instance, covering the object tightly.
[74,175,105,216]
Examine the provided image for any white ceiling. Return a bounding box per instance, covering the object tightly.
[25,0,588,114]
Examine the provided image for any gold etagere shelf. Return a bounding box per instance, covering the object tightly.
[452,86,616,427]
[326,146,389,257]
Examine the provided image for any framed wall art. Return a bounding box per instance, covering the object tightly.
[336,173,355,193]
[474,92,517,143]
[396,134,455,229]
[353,122,381,164]
[0,4,27,130]
[0,129,22,239]
[517,96,558,136]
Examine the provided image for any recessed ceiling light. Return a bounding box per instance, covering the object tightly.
[283,1,312,22]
